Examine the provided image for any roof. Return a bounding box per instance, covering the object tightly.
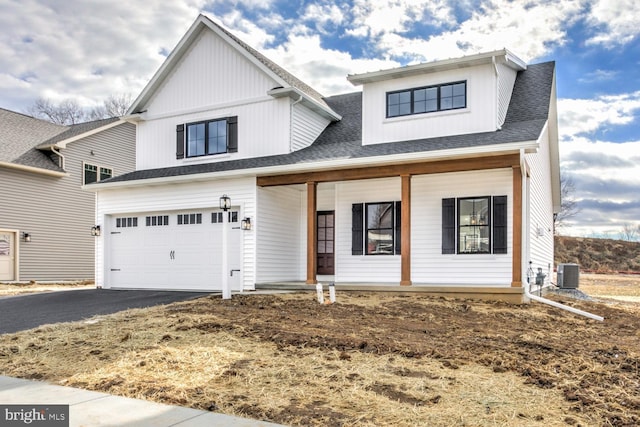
[101,61,555,186]
[128,15,339,120]
[0,109,124,174]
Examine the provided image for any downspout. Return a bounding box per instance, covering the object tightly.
[290,94,304,152]
[518,149,603,321]
[51,146,65,170]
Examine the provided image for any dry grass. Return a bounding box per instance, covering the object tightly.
[0,281,94,297]
[1,275,639,426]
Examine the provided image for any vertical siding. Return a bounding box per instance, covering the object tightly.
[96,176,257,290]
[0,123,136,281]
[335,178,402,282]
[525,125,554,282]
[361,64,497,145]
[255,186,304,282]
[497,63,518,127]
[291,103,330,151]
[410,169,513,285]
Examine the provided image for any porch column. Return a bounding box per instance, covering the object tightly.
[306,181,317,284]
[400,174,412,286]
[512,166,523,287]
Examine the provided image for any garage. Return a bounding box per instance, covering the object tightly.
[107,208,242,291]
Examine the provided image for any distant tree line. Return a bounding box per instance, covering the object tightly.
[25,94,133,125]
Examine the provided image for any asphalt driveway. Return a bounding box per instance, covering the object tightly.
[0,289,210,334]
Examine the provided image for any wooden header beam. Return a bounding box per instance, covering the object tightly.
[257,154,520,187]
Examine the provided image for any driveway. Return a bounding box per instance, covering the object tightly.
[0,289,210,334]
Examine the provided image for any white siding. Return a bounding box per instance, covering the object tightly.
[361,64,497,145]
[291,103,330,151]
[335,178,402,282]
[411,169,513,285]
[497,63,518,127]
[96,176,257,290]
[255,186,304,282]
[526,124,554,282]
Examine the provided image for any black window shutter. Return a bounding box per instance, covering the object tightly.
[227,116,238,153]
[176,124,185,159]
[394,201,401,255]
[352,203,364,255]
[442,198,456,254]
[493,196,508,254]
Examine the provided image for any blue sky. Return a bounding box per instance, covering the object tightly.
[1,0,639,238]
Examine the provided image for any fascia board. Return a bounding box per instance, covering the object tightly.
[84,140,537,192]
[0,161,68,177]
[268,87,342,121]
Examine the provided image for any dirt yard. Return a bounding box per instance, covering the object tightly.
[0,275,638,426]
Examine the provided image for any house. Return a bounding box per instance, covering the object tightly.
[0,109,136,282]
[87,15,559,302]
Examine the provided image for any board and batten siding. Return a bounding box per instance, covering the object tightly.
[137,97,291,171]
[291,102,331,152]
[496,62,518,128]
[95,176,256,290]
[525,124,554,281]
[361,64,497,145]
[0,122,136,281]
[410,169,513,285]
[256,186,304,282]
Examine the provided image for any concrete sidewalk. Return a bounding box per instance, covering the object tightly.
[0,376,284,426]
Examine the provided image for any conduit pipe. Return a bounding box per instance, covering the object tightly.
[518,149,603,322]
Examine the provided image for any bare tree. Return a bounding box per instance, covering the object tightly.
[25,98,87,125]
[554,173,580,233]
[619,223,639,241]
[26,93,133,125]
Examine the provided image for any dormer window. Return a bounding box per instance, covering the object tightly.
[387,81,466,118]
[175,116,238,159]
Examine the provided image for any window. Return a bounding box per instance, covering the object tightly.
[177,213,202,225]
[212,211,239,223]
[387,81,466,118]
[442,196,507,255]
[176,116,238,159]
[146,215,169,226]
[84,164,113,185]
[352,202,401,255]
[116,217,138,228]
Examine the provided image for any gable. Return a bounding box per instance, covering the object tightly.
[143,29,281,117]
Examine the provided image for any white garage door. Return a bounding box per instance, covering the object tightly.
[108,209,242,291]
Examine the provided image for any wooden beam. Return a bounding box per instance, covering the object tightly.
[400,174,412,286]
[512,166,523,287]
[306,182,317,285]
[258,154,520,187]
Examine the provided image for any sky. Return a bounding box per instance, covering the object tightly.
[1,0,639,239]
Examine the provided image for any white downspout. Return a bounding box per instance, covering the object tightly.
[518,149,603,321]
[51,146,65,170]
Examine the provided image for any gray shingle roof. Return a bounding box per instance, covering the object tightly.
[37,117,120,148]
[0,108,67,172]
[104,61,555,185]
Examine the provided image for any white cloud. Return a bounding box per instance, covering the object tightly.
[558,92,640,138]
[586,0,640,47]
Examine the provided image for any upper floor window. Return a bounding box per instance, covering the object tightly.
[176,116,238,159]
[84,163,112,185]
[387,81,466,118]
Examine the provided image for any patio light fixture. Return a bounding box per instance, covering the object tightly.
[219,194,231,211]
[241,217,252,230]
[91,225,101,237]
[21,232,31,242]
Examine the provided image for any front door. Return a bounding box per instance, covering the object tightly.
[317,211,335,275]
[0,232,16,281]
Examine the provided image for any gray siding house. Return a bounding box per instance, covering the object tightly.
[0,109,135,281]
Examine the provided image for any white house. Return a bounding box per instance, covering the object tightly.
[87,15,560,302]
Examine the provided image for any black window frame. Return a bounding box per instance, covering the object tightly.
[386,81,467,118]
[352,201,402,256]
[457,196,491,254]
[178,116,238,159]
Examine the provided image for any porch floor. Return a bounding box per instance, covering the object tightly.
[255,282,526,303]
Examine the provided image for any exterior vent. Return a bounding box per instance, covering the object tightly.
[557,263,579,289]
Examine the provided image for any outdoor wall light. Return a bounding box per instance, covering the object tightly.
[21,232,31,242]
[219,194,231,211]
[241,217,252,230]
[91,225,101,237]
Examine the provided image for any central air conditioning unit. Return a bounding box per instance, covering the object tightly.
[557,263,580,289]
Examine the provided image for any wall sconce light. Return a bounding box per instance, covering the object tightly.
[241,217,252,230]
[21,232,31,242]
[219,194,231,211]
[91,225,101,237]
